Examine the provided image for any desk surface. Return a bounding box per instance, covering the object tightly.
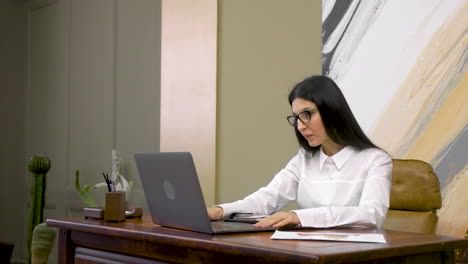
[47,216,467,264]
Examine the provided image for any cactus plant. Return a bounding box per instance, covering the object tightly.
[27,155,51,263]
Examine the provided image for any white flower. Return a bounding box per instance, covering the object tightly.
[94,149,132,192]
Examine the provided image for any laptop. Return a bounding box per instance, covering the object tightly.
[134,152,276,234]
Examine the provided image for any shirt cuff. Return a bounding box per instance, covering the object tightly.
[292,207,329,228]
[216,202,241,218]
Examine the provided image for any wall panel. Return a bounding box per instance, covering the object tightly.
[0,0,27,262]
[26,1,70,262]
[67,0,116,209]
[115,0,161,210]
[28,0,69,219]
[160,0,217,206]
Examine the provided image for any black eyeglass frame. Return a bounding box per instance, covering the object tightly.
[286,109,317,127]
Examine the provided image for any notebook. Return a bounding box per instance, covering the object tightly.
[134,152,276,234]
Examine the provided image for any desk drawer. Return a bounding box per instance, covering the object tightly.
[74,247,169,264]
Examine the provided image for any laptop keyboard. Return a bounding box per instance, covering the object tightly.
[211,220,248,231]
[210,220,275,233]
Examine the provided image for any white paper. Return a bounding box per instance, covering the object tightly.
[271,230,387,243]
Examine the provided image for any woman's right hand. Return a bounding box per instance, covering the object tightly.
[207,206,224,220]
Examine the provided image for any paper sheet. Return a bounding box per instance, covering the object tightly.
[271,230,387,243]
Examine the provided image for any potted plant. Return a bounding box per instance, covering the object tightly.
[27,155,56,264]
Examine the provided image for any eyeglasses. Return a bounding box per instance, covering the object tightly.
[286,109,316,127]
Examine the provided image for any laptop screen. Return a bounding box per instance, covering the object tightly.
[134,152,213,233]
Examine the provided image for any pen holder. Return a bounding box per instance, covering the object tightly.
[104,191,126,222]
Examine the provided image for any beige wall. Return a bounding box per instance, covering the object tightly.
[216,0,322,204]
[0,1,322,262]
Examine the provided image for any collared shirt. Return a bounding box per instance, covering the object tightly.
[218,146,393,228]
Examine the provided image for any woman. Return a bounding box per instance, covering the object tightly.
[208,75,392,229]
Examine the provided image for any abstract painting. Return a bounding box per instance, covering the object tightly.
[322,0,467,238]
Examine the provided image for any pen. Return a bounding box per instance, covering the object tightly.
[103,173,112,192]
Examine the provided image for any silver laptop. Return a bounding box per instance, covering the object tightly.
[134,152,276,234]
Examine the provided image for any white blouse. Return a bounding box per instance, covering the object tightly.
[218,146,393,228]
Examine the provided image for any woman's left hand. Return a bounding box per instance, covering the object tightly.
[254,211,300,228]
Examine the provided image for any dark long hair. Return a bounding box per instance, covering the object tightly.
[288,75,379,153]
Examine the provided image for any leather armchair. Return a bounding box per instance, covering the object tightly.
[382,159,442,234]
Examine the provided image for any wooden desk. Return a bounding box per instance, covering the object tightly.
[47,217,467,264]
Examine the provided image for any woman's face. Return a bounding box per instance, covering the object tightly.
[291,98,332,149]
